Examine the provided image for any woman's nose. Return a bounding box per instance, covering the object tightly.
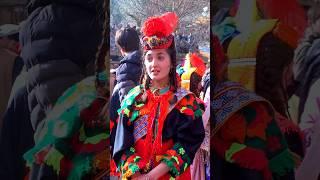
[150,58,158,66]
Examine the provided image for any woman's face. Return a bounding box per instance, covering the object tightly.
[144,49,171,82]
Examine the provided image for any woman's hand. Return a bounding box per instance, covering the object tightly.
[131,162,170,180]
[145,162,170,179]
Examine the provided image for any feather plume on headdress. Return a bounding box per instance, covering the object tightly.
[142,12,178,50]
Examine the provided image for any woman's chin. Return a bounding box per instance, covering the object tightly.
[150,76,161,81]
[150,77,161,81]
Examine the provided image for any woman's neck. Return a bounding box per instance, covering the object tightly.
[151,77,169,89]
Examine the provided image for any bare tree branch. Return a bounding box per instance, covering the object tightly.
[111,0,210,54]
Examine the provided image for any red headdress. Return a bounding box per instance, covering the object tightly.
[257,0,307,38]
[141,12,178,50]
[189,53,206,77]
[181,53,206,90]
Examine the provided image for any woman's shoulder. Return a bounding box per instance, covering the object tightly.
[118,85,144,113]
[123,85,144,101]
[240,101,274,117]
[173,88,202,118]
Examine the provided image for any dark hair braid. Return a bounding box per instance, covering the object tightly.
[80,0,109,130]
[190,72,202,97]
[95,0,109,98]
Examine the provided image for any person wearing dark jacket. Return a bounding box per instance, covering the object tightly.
[110,27,142,130]
[0,85,34,180]
[17,0,103,179]
[109,28,142,175]
[0,31,21,129]
[20,0,103,133]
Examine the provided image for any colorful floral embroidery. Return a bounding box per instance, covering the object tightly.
[118,86,143,119]
[176,94,203,119]
[159,143,191,178]
[118,147,144,179]
[178,148,185,155]
[115,88,201,179]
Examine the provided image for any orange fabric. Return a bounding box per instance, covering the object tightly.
[220,113,247,144]
[214,102,273,179]
[273,22,300,48]
[257,0,307,38]
[218,102,273,144]
[110,120,114,131]
[131,90,192,179]
[110,159,120,177]
[247,103,273,140]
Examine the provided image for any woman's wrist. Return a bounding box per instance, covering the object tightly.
[143,174,152,180]
[146,162,170,179]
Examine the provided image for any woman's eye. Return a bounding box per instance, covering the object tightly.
[147,57,153,62]
[158,56,164,60]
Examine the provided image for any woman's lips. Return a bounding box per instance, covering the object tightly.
[151,69,160,75]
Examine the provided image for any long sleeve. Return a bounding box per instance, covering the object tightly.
[112,113,146,178]
[160,95,205,177]
[112,113,134,162]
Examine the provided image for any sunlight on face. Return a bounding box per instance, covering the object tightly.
[144,49,171,83]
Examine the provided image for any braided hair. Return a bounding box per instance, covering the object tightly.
[95,0,109,99]
[190,72,202,97]
[80,0,109,129]
[77,1,110,178]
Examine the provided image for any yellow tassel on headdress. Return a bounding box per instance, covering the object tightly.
[181,53,195,90]
[227,0,278,91]
[181,53,205,90]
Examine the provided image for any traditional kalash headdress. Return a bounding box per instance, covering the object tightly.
[181,53,206,90]
[141,12,181,90]
[141,12,178,50]
[224,0,302,91]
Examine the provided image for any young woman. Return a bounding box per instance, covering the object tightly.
[112,12,205,180]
